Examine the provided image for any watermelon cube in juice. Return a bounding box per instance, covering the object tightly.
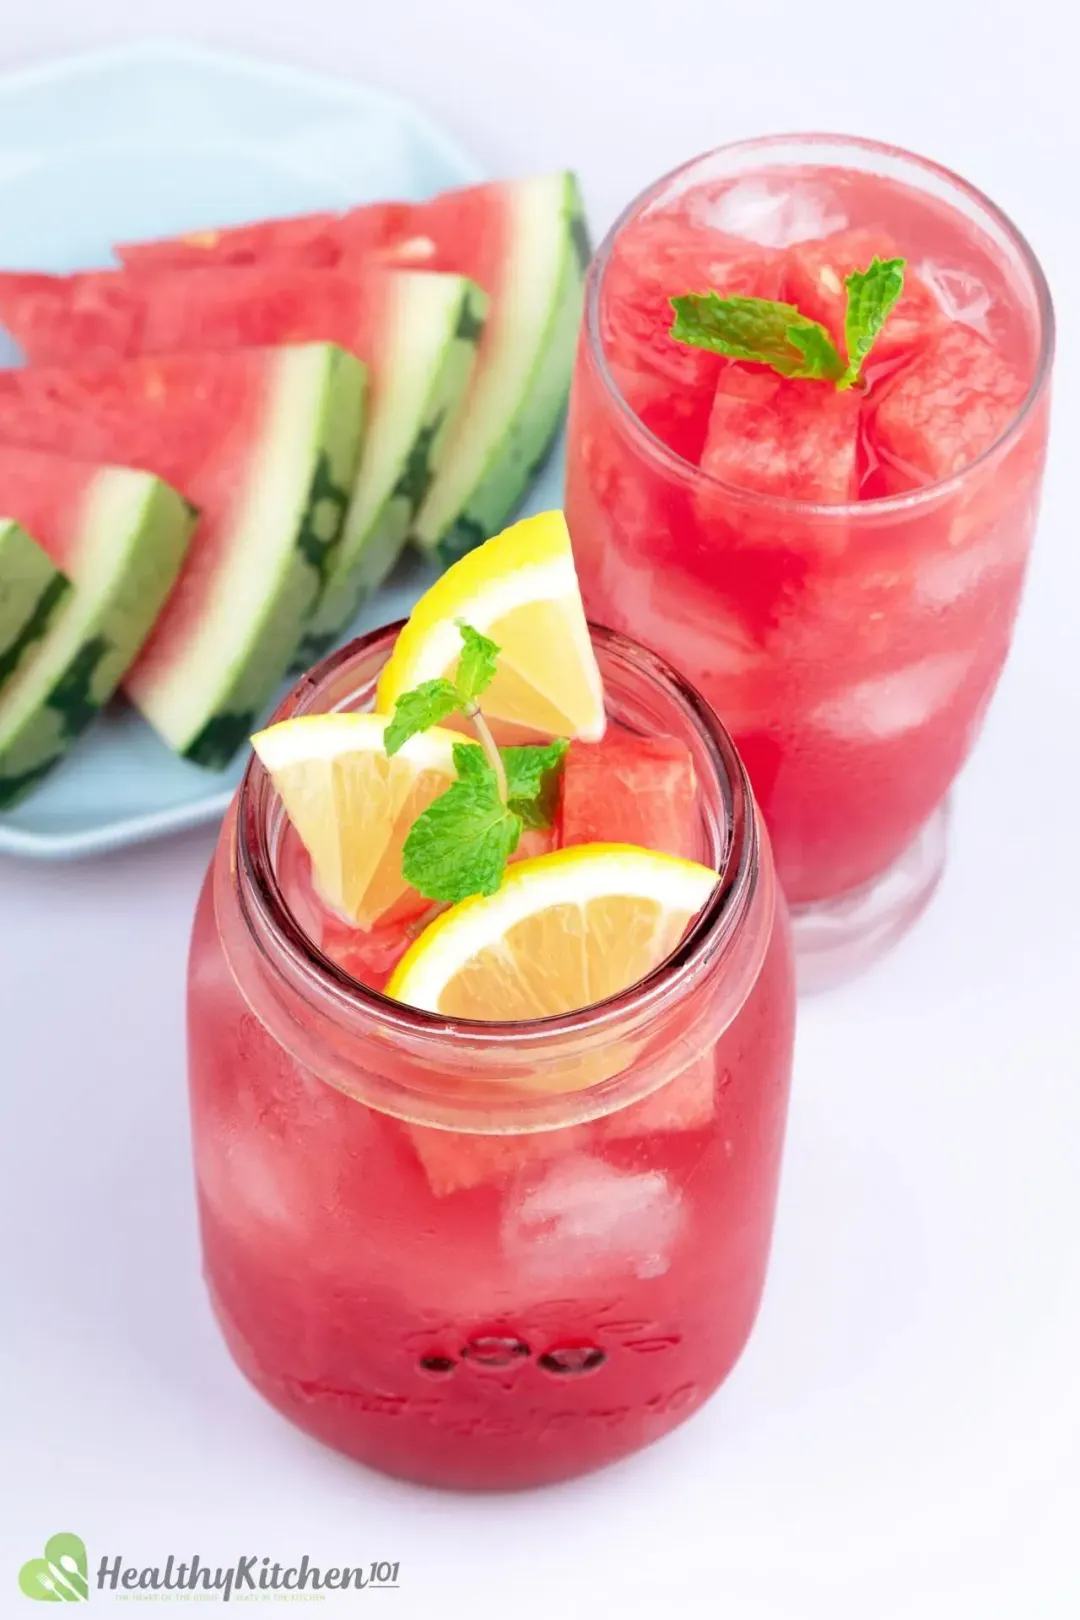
[566,136,1051,987]
[187,623,795,1488]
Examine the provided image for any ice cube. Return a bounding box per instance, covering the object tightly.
[809,650,978,742]
[915,518,1030,608]
[920,261,994,338]
[502,1156,684,1283]
[693,176,847,248]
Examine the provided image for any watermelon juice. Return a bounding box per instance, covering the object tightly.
[565,135,1053,986]
[187,624,795,1489]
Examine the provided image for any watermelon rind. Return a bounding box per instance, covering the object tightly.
[0,473,195,809]
[128,342,366,767]
[411,171,590,566]
[295,274,488,666]
[0,520,71,701]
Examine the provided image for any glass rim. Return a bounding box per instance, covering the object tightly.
[585,129,1056,519]
[232,620,760,1057]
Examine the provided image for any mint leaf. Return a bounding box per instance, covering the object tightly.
[402,742,522,903]
[670,292,844,381]
[839,256,906,388]
[503,739,569,830]
[384,678,462,756]
[456,622,499,706]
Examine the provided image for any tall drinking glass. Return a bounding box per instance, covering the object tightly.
[566,134,1053,986]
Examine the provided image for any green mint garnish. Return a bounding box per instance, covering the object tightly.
[455,622,500,705]
[839,257,906,388]
[384,678,462,755]
[503,739,569,830]
[384,624,571,904]
[384,622,499,756]
[402,742,522,904]
[670,255,906,390]
[670,293,844,382]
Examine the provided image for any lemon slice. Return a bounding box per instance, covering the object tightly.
[376,510,606,742]
[387,843,718,1019]
[251,712,459,928]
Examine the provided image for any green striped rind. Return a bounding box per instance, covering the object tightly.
[409,171,589,567]
[294,277,488,669]
[141,343,365,768]
[0,475,195,809]
[0,520,71,699]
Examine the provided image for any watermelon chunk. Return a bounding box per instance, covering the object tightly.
[0,265,486,647]
[701,365,861,503]
[0,520,70,701]
[784,226,943,370]
[601,209,782,461]
[114,174,588,566]
[560,732,699,859]
[869,323,1028,482]
[0,448,194,806]
[600,1053,717,1141]
[405,1120,594,1199]
[0,345,365,764]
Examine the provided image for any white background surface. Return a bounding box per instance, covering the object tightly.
[1,4,1078,1617]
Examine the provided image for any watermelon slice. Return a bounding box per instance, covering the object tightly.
[0,265,487,647]
[0,344,365,764]
[600,208,783,461]
[700,365,861,503]
[869,322,1027,483]
[0,448,195,807]
[116,201,411,272]
[0,520,70,701]
[560,732,700,860]
[784,226,942,372]
[113,173,589,565]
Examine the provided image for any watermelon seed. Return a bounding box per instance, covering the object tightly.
[538,1346,607,1376]
[461,1335,531,1367]
[418,1355,457,1377]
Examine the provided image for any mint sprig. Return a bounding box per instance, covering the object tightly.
[383,678,462,755]
[839,256,905,387]
[670,254,906,390]
[384,623,571,905]
[456,622,499,704]
[504,739,569,830]
[402,743,522,903]
[670,293,844,382]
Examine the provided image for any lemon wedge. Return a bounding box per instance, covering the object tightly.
[386,843,718,1019]
[251,712,460,928]
[376,510,606,742]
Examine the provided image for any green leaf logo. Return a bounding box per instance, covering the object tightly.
[18,1534,88,1602]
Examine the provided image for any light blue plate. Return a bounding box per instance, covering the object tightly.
[0,41,567,859]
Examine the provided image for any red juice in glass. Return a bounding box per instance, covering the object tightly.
[187,625,795,1489]
[565,135,1053,987]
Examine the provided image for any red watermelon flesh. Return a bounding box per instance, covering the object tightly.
[0,350,323,730]
[115,182,514,292]
[701,365,861,503]
[0,264,404,369]
[116,200,411,272]
[559,731,700,860]
[600,209,783,461]
[784,226,943,373]
[0,444,118,568]
[868,322,1028,483]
